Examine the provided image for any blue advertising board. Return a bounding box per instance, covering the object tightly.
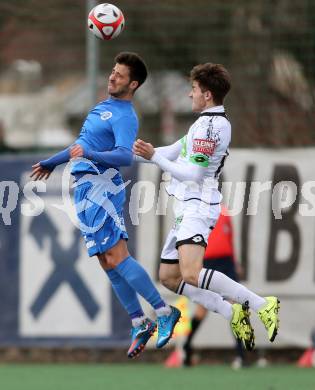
[0,155,138,347]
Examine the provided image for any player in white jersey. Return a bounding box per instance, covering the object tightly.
[134,63,280,349]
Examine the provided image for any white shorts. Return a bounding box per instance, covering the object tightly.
[161,199,221,262]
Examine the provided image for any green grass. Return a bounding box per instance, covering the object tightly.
[0,364,314,390]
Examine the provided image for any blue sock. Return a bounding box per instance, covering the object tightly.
[106,269,144,318]
[115,256,166,310]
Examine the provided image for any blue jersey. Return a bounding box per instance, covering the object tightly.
[71,97,138,255]
[71,97,138,176]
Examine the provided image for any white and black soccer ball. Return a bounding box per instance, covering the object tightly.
[87,3,125,40]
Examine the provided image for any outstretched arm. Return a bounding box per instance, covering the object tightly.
[133,139,205,182]
[31,148,70,180]
[155,140,182,160]
[70,144,132,168]
[133,139,182,164]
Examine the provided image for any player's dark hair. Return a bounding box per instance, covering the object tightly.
[115,52,148,90]
[190,63,231,105]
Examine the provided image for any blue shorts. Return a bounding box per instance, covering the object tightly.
[74,180,128,257]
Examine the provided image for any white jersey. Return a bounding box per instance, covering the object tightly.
[165,106,231,204]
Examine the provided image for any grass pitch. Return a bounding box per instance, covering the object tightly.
[0,363,314,390]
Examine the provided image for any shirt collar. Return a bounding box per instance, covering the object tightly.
[108,96,132,105]
[201,105,225,113]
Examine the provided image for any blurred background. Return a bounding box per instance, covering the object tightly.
[1,1,315,388]
[1,0,314,149]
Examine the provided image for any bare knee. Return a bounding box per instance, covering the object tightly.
[98,239,129,270]
[180,268,199,287]
[159,263,182,292]
[159,274,180,292]
[178,245,204,286]
[98,253,112,270]
[99,253,125,269]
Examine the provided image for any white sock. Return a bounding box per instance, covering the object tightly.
[131,315,146,328]
[155,304,172,317]
[177,281,232,321]
[198,268,267,312]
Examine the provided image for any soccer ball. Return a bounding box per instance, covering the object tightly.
[87,3,125,40]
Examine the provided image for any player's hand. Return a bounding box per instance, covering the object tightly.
[70,144,84,159]
[133,139,155,160]
[30,162,52,181]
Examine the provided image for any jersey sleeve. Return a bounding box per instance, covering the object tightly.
[151,151,206,182]
[112,115,138,151]
[134,140,182,165]
[155,140,182,160]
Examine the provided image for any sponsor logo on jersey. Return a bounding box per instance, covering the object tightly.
[206,121,213,139]
[192,138,216,155]
[189,153,209,167]
[100,111,113,121]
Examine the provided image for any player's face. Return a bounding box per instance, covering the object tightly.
[189,81,208,112]
[108,63,133,98]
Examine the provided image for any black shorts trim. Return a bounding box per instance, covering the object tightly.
[176,234,207,249]
[161,258,179,264]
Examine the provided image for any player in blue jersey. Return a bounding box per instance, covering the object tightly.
[30,52,180,358]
